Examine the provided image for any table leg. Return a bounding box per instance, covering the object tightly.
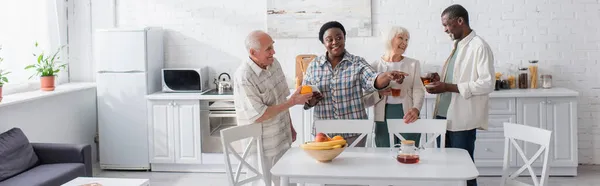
[280,176,289,186]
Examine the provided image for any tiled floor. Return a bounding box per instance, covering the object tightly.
[94,165,600,186]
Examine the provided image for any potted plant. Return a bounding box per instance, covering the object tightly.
[0,45,8,102]
[25,42,67,91]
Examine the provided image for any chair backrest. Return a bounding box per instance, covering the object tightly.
[386,119,447,149]
[295,54,317,87]
[314,119,374,147]
[220,124,269,186]
[501,122,552,186]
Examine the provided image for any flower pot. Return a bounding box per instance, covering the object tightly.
[0,86,3,103]
[40,76,55,91]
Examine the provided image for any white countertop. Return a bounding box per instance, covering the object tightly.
[146,87,579,101]
[424,87,579,99]
[146,90,234,100]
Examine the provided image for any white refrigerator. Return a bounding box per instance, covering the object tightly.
[94,27,164,170]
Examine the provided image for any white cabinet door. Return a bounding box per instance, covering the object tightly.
[290,105,305,146]
[516,98,547,167]
[546,98,578,167]
[475,115,516,167]
[173,100,202,164]
[478,115,516,139]
[303,109,315,142]
[148,100,175,163]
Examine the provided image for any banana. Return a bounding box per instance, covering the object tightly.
[301,143,334,150]
[306,140,347,147]
[300,140,347,151]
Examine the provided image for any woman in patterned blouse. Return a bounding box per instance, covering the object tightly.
[302,21,406,146]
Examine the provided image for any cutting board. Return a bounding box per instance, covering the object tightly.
[295,54,317,88]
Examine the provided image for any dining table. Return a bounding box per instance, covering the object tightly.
[270,147,479,186]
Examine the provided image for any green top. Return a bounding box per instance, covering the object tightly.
[437,52,457,117]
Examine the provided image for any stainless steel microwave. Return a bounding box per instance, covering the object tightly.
[161,68,209,92]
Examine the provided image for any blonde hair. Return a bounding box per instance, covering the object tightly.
[383,26,410,51]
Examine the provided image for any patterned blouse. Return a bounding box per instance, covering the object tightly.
[302,51,381,138]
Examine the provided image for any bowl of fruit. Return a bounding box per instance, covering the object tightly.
[300,133,347,162]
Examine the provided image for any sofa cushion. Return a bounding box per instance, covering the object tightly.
[0,163,85,186]
[0,128,39,182]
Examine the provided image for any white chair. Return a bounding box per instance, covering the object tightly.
[501,123,552,186]
[386,119,447,149]
[314,119,375,147]
[220,124,270,186]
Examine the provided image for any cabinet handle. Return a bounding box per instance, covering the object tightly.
[546,100,552,104]
[485,148,491,152]
[173,102,178,107]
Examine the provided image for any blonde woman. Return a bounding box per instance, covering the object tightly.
[366,26,425,147]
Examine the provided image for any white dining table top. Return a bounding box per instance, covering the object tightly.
[271,147,479,181]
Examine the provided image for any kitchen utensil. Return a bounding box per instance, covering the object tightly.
[214,73,232,94]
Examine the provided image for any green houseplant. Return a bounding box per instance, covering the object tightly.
[0,45,8,102]
[25,42,67,91]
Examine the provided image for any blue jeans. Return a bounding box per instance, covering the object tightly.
[436,116,478,186]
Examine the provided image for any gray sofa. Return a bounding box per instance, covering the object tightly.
[0,128,92,186]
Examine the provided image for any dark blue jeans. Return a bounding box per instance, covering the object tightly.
[436,116,478,186]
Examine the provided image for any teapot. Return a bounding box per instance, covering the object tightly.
[214,73,232,94]
[391,140,421,164]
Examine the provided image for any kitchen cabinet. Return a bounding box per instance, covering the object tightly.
[148,100,174,163]
[148,100,201,164]
[419,89,578,176]
[517,97,577,173]
[145,88,578,176]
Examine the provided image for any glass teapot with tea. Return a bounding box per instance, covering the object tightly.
[393,140,420,164]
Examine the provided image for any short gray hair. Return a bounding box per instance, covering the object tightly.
[383,26,410,51]
[245,30,267,52]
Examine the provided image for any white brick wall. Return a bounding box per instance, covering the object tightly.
[74,0,600,164]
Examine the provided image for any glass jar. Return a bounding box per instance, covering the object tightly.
[529,60,539,89]
[501,79,510,89]
[396,140,420,164]
[542,74,552,89]
[518,67,529,89]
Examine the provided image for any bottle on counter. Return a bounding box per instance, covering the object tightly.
[529,60,539,89]
[495,72,502,91]
[518,67,529,89]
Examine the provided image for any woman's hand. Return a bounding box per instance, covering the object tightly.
[376,71,408,89]
[307,92,324,106]
[403,108,420,123]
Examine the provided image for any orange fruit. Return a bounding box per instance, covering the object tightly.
[332,135,344,141]
[300,85,312,94]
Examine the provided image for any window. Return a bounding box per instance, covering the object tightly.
[0,0,68,95]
